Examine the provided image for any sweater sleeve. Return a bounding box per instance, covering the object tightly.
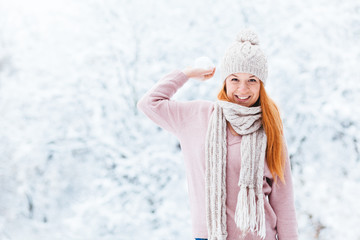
[269,142,299,240]
[137,70,195,136]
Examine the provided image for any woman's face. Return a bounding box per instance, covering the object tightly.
[225,72,261,107]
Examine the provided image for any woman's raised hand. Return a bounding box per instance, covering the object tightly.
[182,66,216,81]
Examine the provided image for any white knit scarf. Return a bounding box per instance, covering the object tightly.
[205,100,267,240]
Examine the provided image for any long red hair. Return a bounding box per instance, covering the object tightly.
[217,81,285,183]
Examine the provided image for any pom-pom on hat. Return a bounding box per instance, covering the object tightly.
[220,29,268,84]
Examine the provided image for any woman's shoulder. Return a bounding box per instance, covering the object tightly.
[192,99,214,109]
[187,99,214,114]
[175,99,214,124]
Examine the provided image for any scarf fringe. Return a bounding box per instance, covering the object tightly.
[235,187,266,239]
[235,186,258,236]
[209,233,228,240]
[257,196,266,239]
[248,187,257,231]
[234,186,249,230]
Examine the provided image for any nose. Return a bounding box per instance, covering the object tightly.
[237,80,249,92]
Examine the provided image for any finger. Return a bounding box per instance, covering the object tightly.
[203,73,214,80]
[201,68,215,75]
[204,67,216,75]
[205,68,216,77]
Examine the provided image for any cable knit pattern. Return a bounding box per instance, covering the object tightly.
[206,100,267,239]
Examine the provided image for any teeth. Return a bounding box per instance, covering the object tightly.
[237,96,249,100]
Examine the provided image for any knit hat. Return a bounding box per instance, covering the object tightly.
[220,29,268,84]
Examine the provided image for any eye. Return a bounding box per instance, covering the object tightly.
[231,78,239,81]
[249,78,257,82]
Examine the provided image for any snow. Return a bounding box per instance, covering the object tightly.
[0,0,359,239]
[194,57,215,70]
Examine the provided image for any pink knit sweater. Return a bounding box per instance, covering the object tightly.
[137,70,298,240]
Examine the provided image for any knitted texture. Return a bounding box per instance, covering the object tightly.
[220,29,268,84]
[205,100,267,239]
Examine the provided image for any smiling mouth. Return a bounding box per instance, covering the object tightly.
[235,95,250,100]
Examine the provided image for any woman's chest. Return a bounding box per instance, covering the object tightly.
[226,127,242,174]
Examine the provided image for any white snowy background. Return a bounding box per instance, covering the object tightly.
[0,0,359,239]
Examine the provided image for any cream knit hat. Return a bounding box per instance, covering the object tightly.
[220,29,268,84]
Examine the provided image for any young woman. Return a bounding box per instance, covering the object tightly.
[137,29,298,240]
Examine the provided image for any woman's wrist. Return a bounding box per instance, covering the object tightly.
[181,68,192,78]
[181,67,216,81]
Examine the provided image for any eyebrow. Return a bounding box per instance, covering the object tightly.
[230,74,257,78]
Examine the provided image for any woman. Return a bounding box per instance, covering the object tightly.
[137,29,298,240]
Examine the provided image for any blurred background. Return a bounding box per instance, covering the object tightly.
[0,0,359,239]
